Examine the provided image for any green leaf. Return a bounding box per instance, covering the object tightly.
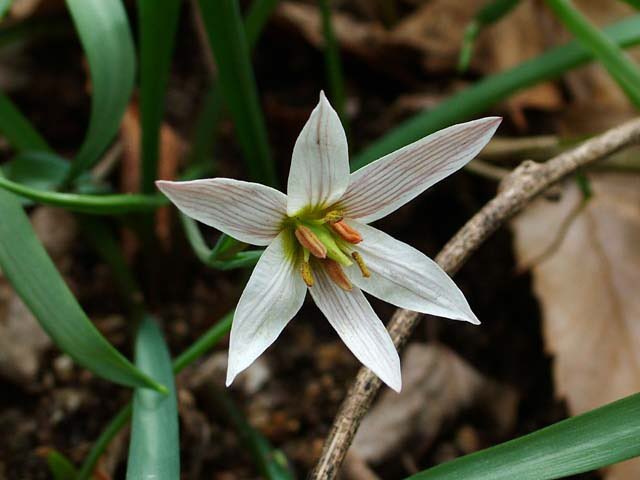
[197,0,277,186]
[0,170,165,392]
[179,214,263,270]
[188,0,280,174]
[0,174,166,214]
[407,392,640,480]
[0,93,49,151]
[352,14,640,170]
[64,0,136,184]
[319,0,348,130]
[46,450,78,480]
[79,312,234,479]
[126,316,180,480]
[545,0,640,108]
[207,387,295,479]
[137,0,182,193]
[458,0,520,72]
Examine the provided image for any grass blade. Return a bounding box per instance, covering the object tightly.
[64,0,136,184]
[197,0,277,186]
[352,14,640,169]
[319,0,348,129]
[407,393,640,480]
[0,170,165,392]
[126,316,180,480]
[545,0,640,107]
[0,174,165,214]
[46,450,78,480]
[137,0,182,193]
[458,0,520,72]
[0,93,49,151]
[203,386,295,479]
[188,0,280,173]
[79,312,234,479]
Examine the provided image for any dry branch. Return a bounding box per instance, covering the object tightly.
[310,117,640,480]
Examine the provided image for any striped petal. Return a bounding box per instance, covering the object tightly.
[346,221,479,324]
[226,232,307,385]
[286,91,350,216]
[157,178,287,246]
[340,117,501,224]
[309,265,402,391]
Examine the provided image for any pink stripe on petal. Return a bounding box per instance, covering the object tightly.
[286,91,350,216]
[341,117,501,223]
[309,266,402,391]
[226,232,307,385]
[157,178,287,246]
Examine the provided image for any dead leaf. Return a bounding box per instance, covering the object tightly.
[511,172,640,478]
[351,343,518,464]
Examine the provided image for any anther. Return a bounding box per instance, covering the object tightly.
[324,259,352,291]
[329,220,362,244]
[300,261,314,287]
[323,209,344,224]
[295,225,327,258]
[351,252,370,278]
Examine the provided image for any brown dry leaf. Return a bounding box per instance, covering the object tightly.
[483,0,563,127]
[511,172,640,479]
[351,343,518,464]
[543,0,639,124]
[119,103,186,251]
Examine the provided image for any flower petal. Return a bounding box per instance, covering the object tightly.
[226,232,307,385]
[346,221,479,324]
[157,178,287,246]
[340,117,501,223]
[287,91,350,216]
[309,265,402,391]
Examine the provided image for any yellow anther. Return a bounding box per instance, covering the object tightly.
[324,259,352,291]
[295,225,327,259]
[323,209,344,224]
[300,261,314,287]
[329,220,362,244]
[351,252,370,278]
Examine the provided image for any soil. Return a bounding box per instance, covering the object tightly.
[0,2,603,479]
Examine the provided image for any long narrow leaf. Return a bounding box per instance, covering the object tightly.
[197,0,277,186]
[319,0,348,128]
[137,0,182,193]
[79,312,234,479]
[0,93,49,151]
[46,450,78,480]
[546,0,640,107]
[407,393,640,480]
[0,175,165,214]
[126,316,179,480]
[352,14,640,169]
[64,0,136,183]
[0,171,164,392]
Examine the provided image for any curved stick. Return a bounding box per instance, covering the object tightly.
[310,117,640,479]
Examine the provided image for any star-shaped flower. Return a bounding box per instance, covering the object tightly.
[157,92,500,391]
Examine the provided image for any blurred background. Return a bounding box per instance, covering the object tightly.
[0,0,639,478]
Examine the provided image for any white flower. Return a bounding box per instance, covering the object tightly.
[157,92,500,392]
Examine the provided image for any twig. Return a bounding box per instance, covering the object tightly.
[310,117,640,479]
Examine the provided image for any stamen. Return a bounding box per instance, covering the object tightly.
[329,220,362,244]
[324,259,352,291]
[295,225,327,258]
[351,252,370,278]
[323,209,344,224]
[300,261,314,287]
